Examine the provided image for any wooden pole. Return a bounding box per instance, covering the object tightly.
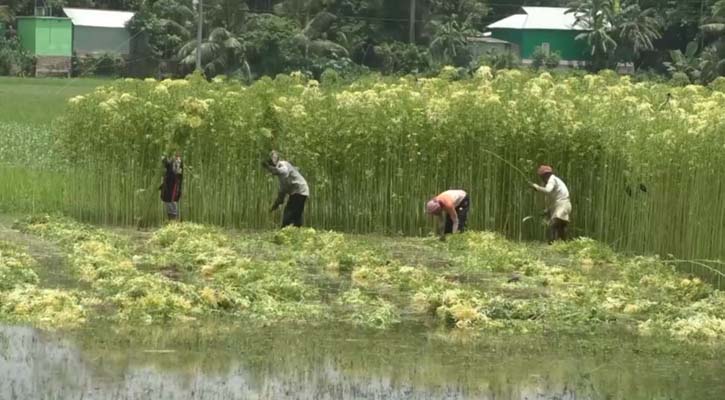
[409,0,416,44]
[196,0,203,72]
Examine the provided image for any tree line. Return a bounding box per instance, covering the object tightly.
[1,0,725,83]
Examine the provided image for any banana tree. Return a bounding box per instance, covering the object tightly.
[664,41,700,81]
[568,0,618,70]
[617,3,662,60]
[429,19,476,65]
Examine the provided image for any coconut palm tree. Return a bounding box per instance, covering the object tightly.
[273,0,329,26]
[178,27,245,76]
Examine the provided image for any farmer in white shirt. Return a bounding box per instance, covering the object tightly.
[531,165,571,243]
[262,151,310,228]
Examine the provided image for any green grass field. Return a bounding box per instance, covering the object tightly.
[0,77,106,124]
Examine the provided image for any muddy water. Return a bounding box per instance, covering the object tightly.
[0,324,723,400]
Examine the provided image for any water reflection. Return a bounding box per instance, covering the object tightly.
[0,325,722,399]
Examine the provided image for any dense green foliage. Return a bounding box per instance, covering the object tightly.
[3,1,725,81]
[0,37,33,77]
[1,215,722,343]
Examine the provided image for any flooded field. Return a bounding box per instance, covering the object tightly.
[1,216,724,399]
[1,324,724,400]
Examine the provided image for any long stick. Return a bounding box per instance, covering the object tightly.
[663,259,725,279]
[479,148,530,182]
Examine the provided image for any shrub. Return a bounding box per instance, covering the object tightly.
[72,53,127,77]
[544,51,561,69]
[532,45,561,70]
[709,76,725,92]
[0,37,34,76]
[670,72,690,86]
[471,50,519,71]
[372,41,430,75]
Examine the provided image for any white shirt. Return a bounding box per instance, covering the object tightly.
[534,175,569,202]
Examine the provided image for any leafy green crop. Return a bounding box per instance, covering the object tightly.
[4,215,723,345]
[2,70,725,282]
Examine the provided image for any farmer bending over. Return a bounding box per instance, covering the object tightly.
[160,151,183,221]
[426,190,470,240]
[262,151,309,228]
[531,165,571,243]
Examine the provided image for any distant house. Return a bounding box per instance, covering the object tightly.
[487,7,590,67]
[16,7,135,76]
[63,8,135,56]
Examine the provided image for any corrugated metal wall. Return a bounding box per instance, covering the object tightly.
[35,19,73,56]
[521,29,589,61]
[73,26,131,56]
[17,19,37,53]
[491,28,590,62]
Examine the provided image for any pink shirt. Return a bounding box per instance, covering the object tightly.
[435,190,467,221]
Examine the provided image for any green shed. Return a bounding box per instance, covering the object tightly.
[16,17,73,56]
[487,7,590,67]
[17,16,73,76]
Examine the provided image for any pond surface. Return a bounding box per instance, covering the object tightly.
[1,324,723,400]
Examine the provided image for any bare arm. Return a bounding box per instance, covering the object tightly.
[270,163,291,210]
[435,200,459,238]
[533,178,556,194]
[446,206,459,234]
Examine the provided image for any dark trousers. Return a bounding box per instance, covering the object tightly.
[444,195,470,234]
[282,194,307,228]
[548,218,569,243]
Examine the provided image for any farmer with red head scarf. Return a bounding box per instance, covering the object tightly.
[531,165,571,243]
[160,151,183,221]
[425,189,469,240]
